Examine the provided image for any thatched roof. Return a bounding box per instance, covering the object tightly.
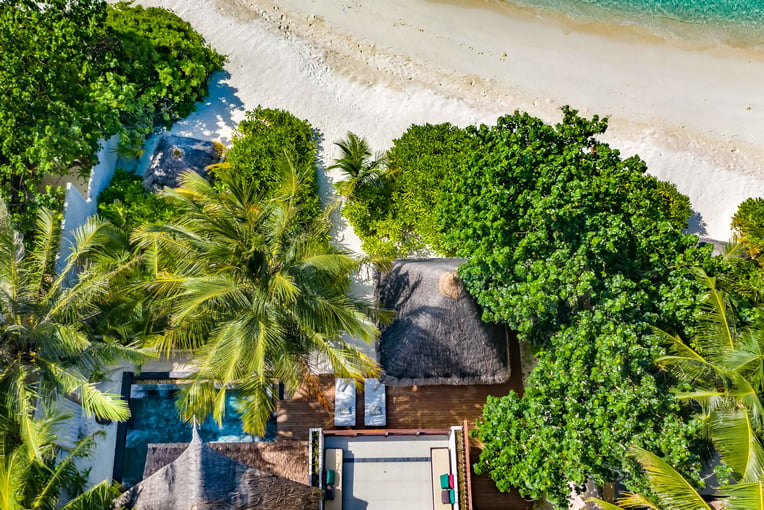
[143,135,219,192]
[114,429,320,510]
[376,258,510,386]
[143,440,311,486]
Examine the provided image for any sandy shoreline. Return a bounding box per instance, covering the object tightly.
[117,0,764,240]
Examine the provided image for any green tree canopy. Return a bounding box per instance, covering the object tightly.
[341,123,476,257]
[733,197,764,263]
[0,410,120,510]
[0,0,224,231]
[220,107,321,226]
[132,165,384,435]
[429,108,714,506]
[0,0,119,224]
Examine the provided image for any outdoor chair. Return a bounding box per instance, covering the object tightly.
[364,378,386,427]
[334,378,356,427]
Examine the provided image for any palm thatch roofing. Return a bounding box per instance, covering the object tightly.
[113,429,320,510]
[143,135,219,192]
[142,440,311,486]
[376,258,510,386]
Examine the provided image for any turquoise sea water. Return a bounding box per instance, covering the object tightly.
[503,0,764,46]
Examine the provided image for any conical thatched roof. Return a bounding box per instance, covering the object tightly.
[114,429,321,510]
[376,258,510,386]
[143,135,219,192]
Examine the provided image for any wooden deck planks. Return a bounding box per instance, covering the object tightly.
[274,333,530,509]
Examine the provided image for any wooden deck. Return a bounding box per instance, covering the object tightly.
[275,334,532,510]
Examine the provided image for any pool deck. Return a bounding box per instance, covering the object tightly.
[275,335,530,510]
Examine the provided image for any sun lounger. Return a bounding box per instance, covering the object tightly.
[334,378,356,427]
[364,378,386,427]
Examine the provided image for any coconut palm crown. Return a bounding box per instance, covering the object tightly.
[0,202,141,455]
[133,162,385,435]
[327,131,387,200]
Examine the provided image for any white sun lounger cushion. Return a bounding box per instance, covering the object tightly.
[334,378,356,427]
[364,378,386,426]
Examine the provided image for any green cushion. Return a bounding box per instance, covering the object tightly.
[440,473,450,489]
[449,489,456,504]
[325,469,336,485]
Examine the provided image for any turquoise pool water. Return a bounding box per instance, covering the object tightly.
[121,383,276,487]
[503,0,764,46]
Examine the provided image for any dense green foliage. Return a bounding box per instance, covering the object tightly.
[422,108,714,506]
[328,131,387,200]
[0,201,143,455]
[732,197,764,262]
[0,0,118,228]
[132,166,383,435]
[104,2,225,139]
[342,123,475,257]
[657,273,764,485]
[0,0,223,231]
[97,169,178,231]
[221,107,321,225]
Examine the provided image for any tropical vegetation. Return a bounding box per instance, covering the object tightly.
[132,164,384,435]
[0,0,223,232]
[0,199,144,456]
[216,107,322,227]
[340,123,475,257]
[0,409,121,510]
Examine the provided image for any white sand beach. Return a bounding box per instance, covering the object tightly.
[119,0,764,242]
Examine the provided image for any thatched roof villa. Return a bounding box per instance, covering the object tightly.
[376,258,510,386]
[113,427,321,510]
[143,135,220,192]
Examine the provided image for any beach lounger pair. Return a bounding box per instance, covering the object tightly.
[333,378,387,427]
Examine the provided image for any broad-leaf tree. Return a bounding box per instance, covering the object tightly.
[133,163,384,435]
[432,108,714,506]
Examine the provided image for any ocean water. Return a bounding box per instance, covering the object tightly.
[504,0,764,47]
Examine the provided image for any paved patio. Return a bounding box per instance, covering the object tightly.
[325,435,450,510]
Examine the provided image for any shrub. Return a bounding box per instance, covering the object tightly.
[732,197,764,261]
[98,169,178,231]
[222,107,321,225]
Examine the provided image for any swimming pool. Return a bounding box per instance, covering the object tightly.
[119,378,276,487]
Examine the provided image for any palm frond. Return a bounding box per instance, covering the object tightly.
[58,479,121,510]
[631,446,711,510]
[587,497,626,510]
[711,409,764,482]
[616,492,661,509]
[717,481,764,510]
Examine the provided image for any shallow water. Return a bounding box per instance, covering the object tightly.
[504,0,764,47]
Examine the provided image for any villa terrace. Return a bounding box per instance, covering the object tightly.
[274,343,529,510]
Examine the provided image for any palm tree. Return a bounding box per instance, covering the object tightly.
[589,447,763,510]
[132,162,386,435]
[0,410,120,510]
[0,201,143,454]
[655,270,764,483]
[327,131,387,199]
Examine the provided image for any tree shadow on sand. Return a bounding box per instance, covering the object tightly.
[169,71,245,145]
[686,210,708,236]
